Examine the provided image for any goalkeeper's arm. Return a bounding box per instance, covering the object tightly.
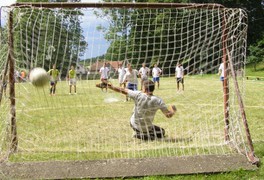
[108,84,128,95]
[96,83,128,95]
[161,105,177,118]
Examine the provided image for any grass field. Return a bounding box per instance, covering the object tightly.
[1,73,263,179]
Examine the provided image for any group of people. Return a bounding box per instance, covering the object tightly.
[2,61,226,142]
[115,62,185,92]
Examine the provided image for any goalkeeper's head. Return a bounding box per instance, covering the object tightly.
[143,80,155,93]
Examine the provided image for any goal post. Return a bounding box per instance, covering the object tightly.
[0,2,259,178]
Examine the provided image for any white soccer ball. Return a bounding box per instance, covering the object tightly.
[29,68,49,87]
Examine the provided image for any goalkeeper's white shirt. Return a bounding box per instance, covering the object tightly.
[128,90,168,132]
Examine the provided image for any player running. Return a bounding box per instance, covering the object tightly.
[117,63,126,88]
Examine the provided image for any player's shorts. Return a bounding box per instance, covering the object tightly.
[153,77,160,82]
[220,76,224,81]
[127,83,137,91]
[176,77,184,84]
[69,78,76,85]
[141,75,148,81]
[50,80,57,86]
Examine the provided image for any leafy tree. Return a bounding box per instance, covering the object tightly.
[96,0,224,74]
[248,36,264,71]
[13,0,87,76]
[190,0,264,45]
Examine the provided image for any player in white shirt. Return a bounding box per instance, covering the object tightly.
[123,63,138,101]
[152,63,162,89]
[218,62,225,89]
[175,63,184,91]
[117,63,126,88]
[138,63,150,90]
[99,62,110,91]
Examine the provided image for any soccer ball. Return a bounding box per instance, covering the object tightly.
[29,68,49,87]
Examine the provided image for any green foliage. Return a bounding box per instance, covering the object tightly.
[246,61,264,77]
[248,36,264,71]
[190,0,264,45]
[95,3,225,74]
[13,0,87,76]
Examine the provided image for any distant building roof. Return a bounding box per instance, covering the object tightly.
[90,61,123,72]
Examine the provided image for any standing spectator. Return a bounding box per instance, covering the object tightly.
[138,63,150,90]
[123,63,138,101]
[175,63,184,91]
[48,64,60,96]
[152,63,162,89]
[68,65,77,95]
[117,63,126,88]
[99,62,110,92]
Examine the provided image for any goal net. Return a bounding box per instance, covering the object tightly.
[0,2,258,175]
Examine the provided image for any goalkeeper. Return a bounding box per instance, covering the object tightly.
[103,79,176,140]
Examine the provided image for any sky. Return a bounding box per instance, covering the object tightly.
[0,0,108,59]
[0,0,16,7]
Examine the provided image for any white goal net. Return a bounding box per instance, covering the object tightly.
[0,3,255,164]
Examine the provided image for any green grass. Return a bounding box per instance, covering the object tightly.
[246,61,264,77]
[7,76,235,161]
[1,72,263,179]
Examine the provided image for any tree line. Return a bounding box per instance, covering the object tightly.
[1,0,263,77]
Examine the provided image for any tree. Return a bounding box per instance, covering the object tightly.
[96,0,224,74]
[13,0,87,77]
[190,0,264,45]
[248,36,264,71]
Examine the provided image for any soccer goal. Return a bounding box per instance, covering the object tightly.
[0,2,259,179]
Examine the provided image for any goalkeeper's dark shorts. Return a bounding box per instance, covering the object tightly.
[130,123,165,140]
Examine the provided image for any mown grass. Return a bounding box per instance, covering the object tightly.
[1,70,263,179]
[8,75,235,162]
[246,61,264,77]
